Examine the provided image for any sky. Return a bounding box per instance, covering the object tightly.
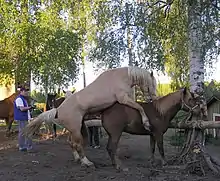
[66,57,220,91]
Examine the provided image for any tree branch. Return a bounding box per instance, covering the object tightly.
[210,0,220,11]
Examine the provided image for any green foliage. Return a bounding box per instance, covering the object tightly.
[136,83,173,101]
[157,83,173,96]
[0,0,218,91]
[31,90,46,103]
[89,0,219,88]
[0,1,81,90]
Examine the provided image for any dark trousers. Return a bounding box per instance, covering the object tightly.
[88,126,100,146]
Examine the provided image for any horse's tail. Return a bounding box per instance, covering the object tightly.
[22,108,57,138]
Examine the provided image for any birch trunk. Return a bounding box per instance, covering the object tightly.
[125,2,136,101]
[174,0,220,175]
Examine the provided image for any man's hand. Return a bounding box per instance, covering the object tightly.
[30,105,36,109]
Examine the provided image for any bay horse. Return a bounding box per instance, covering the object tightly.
[0,91,37,136]
[23,66,157,167]
[0,91,20,136]
[45,90,75,138]
[101,88,205,170]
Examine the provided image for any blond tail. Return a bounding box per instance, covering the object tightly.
[22,108,57,138]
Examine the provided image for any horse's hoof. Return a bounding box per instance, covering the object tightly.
[81,161,95,168]
[148,156,155,163]
[81,157,95,168]
[74,157,81,163]
[122,167,129,172]
[143,123,151,132]
[115,164,128,172]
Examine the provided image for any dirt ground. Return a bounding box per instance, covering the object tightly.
[0,126,220,181]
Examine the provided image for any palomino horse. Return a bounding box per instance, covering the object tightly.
[23,66,157,167]
[45,90,75,137]
[101,88,205,170]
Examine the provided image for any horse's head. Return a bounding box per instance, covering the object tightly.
[63,90,75,99]
[46,93,57,109]
[181,87,208,119]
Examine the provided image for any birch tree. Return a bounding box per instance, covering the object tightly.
[175,0,220,175]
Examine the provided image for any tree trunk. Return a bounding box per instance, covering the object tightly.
[174,0,220,175]
[125,2,136,101]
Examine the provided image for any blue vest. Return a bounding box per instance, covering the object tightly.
[14,95,29,121]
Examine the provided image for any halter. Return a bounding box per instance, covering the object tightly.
[181,94,199,113]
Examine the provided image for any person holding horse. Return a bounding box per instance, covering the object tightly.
[14,86,33,151]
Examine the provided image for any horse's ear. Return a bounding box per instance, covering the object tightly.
[150,71,153,77]
[63,90,66,94]
[183,87,187,95]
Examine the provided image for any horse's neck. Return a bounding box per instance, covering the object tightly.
[46,99,51,110]
[5,93,18,103]
[156,91,182,121]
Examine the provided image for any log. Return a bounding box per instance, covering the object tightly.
[169,120,220,129]
[84,119,220,129]
[85,119,102,127]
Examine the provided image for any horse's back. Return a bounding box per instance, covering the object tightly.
[102,102,151,135]
[75,67,130,111]
[102,102,142,125]
[80,67,129,92]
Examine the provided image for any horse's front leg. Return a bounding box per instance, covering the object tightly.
[116,92,150,131]
[53,124,57,138]
[155,133,167,166]
[149,135,156,163]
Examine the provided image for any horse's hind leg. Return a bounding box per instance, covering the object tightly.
[5,118,10,137]
[70,131,94,167]
[106,135,123,170]
[68,133,80,162]
[5,117,14,137]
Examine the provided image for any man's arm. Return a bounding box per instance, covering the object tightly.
[15,98,31,111]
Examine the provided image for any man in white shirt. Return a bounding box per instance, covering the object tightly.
[14,87,33,152]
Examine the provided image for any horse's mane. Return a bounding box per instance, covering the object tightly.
[152,90,183,116]
[128,67,156,98]
[128,66,152,86]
